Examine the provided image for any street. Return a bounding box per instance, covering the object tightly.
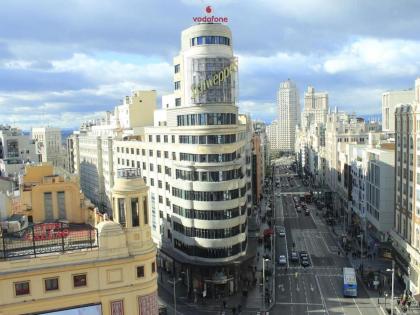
[272,163,383,315]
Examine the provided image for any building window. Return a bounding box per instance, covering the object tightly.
[150,178,154,186]
[15,281,30,296]
[143,198,148,225]
[164,151,169,159]
[158,165,162,173]
[164,135,168,143]
[131,198,139,227]
[57,191,66,220]
[149,150,153,157]
[175,98,181,107]
[150,164,154,171]
[44,192,53,220]
[158,180,162,188]
[73,274,87,287]
[152,262,156,273]
[148,135,152,142]
[118,198,126,226]
[44,277,59,291]
[174,64,180,73]
[131,148,134,154]
[156,135,161,143]
[142,149,145,155]
[159,195,163,204]
[172,135,175,143]
[136,149,140,155]
[137,266,145,278]
[157,150,161,158]
[174,81,181,90]
[110,300,124,315]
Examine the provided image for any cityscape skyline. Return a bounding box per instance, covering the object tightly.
[1,0,420,129]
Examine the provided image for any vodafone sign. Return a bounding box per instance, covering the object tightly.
[193,6,228,23]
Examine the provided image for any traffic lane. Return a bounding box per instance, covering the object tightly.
[317,275,346,314]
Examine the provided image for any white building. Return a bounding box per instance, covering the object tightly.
[277,79,299,152]
[382,89,414,133]
[0,125,37,178]
[72,91,156,212]
[114,22,253,297]
[301,86,328,130]
[31,127,66,169]
[266,120,279,151]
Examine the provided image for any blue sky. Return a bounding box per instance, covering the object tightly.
[0,0,419,129]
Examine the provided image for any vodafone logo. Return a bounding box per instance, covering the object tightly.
[193,6,228,23]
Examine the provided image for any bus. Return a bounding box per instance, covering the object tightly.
[343,267,357,297]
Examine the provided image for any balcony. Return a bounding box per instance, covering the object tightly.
[116,168,141,179]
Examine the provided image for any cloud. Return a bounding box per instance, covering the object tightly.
[323,38,420,76]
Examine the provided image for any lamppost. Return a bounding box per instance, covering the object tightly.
[358,233,364,273]
[262,258,270,311]
[386,260,395,315]
[168,276,182,315]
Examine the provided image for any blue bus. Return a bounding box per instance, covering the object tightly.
[343,267,357,297]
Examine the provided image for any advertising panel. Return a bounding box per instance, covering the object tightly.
[186,57,237,105]
[33,304,102,315]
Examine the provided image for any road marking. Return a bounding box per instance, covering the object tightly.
[315,275,330,315]
[352,298,363,315]
[275,302,323,306]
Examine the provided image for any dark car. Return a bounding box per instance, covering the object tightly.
[290,251,299,262]
[305,209,310,216]
[300,251,309,259]
[301,257,310,267]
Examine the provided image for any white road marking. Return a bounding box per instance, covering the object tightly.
[315,275,330,315]
[352,298,363,315]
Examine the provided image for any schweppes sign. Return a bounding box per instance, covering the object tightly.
[191,60,238,98]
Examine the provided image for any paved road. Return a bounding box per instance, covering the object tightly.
[272,164,382,315]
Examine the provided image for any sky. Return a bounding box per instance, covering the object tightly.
[0,0,419,130]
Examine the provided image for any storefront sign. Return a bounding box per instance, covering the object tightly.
[191,59,238,98]
[193,6,228,23]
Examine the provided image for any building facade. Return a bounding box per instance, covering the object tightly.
[266,120,279,151]
[113,22,254,298]
[0,125,37,178]
[32,127,66,169]
[0,166,158,315]
[277,79,299,152]
[392,78,420,298]
[382,89,415,133]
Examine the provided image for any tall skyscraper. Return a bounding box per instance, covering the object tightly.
[277,79,299,152]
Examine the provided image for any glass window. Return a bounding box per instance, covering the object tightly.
[143,198,148,225]
[73,274,87,287]
[152,262,156,273]
[44,192,53,220]
[137,266,145,278]
[44,278,59,291]
[131,198,139,227]
[57,191,66,220]
[118,198,126,226]
[15,281,30,296]
[175,98,181,107]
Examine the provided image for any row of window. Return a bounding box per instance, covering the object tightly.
[14,263,156,297]
[179,151,237,163]
[172,187,246,201]
[175,168,243,182]
[174,238,246,259]
[191,36,230,46]
[179,134,236,145]
[14,274,87,297]
[173,221,244,239]
[177,113,237,126]
[172,204,246,220]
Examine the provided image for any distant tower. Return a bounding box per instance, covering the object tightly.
[277,79,299,152]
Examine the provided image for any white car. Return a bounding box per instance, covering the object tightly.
[278,255,287,265]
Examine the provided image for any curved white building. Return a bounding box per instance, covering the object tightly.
[113,22,253,298]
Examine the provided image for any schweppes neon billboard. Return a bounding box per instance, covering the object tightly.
[191,59,238,98]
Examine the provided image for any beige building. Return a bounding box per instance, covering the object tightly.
[277,79,299,152]
[0,165,158,315]
[392,78,420,299]
[382,89,414,133]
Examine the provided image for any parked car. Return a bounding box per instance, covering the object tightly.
[296,206,302,213]
[305,209,310,216]
[278,255,287,266]
[290,251,299,263]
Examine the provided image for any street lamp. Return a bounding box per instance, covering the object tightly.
[168,276,182,315]
[262,258,270,311]
[357,233,364,273]
[386,260,395,315]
